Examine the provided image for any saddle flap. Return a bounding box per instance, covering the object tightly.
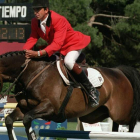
[57,60,71,85]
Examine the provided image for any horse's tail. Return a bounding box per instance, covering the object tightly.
[117,65,140,127]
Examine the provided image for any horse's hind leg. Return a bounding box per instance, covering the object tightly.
[129,123,135,132]
[23,100,54,140]
[5,106,24,140]
[112,121,119,132]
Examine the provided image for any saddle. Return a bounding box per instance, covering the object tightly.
[52,52,104,87]
[57,59,104,88]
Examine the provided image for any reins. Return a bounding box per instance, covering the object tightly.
[26,61,54,89]
[0,59,31,98]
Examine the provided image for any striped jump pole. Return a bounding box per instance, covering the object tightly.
[0,122,24,127]
[35,129,140,140]
[0,102,23,127]
[0,103,17,109]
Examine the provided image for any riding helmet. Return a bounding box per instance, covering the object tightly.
[32,0,49,8]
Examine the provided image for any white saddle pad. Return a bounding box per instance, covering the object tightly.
[87,68,104,87]
[57,61,104,87]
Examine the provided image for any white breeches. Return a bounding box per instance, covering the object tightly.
[64,50,82,70]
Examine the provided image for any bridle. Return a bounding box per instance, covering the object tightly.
[0,59,31,98]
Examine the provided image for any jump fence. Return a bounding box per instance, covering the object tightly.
[35,129,140,140]
[0,102,140,140]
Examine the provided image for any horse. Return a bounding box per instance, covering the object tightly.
[0,51,140,140]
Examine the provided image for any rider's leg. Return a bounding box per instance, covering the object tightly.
[64,50,100,107]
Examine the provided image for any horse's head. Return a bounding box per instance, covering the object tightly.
[0,51,26,83]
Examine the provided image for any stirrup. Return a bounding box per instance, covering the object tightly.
[88,96,99,107]
[89,89,100,107]
[90,100,99,107]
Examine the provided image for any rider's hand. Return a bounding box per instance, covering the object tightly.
[25,50,48,59]
[25,50,38,58]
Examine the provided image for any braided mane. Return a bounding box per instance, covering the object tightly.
[0,51,25,58]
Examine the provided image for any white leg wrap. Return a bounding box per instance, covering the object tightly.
[12,129,17,140]
[29,127,37,140]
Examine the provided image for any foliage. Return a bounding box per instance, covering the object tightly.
[89,0,140,68]
[74,24,103,66]
[50,0,93,27]
[1,83,14,95]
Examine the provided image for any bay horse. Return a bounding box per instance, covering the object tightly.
[0,51,140,140]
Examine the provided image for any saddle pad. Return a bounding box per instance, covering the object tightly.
[57,61,104,87]
[87,68,104,87]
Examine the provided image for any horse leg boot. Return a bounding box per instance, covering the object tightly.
[72,63,100,107]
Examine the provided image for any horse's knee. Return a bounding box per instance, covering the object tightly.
[5,115,13,127]
[23,114,33,126]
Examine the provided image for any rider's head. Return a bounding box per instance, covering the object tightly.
[32,0,49,9]
[32,0,49,21]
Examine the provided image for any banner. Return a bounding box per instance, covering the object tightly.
[0,3,33,21]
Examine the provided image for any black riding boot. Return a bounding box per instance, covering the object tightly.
[77,70,100,107]
[72,64,100,107]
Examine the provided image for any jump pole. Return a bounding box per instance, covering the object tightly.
[0,122,24,127]
[35,129,140,139]
[0,103,17,109]
[0,103,23,127]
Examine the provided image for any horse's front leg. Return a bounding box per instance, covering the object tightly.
[5,105,24,140]
[23,99,55,140]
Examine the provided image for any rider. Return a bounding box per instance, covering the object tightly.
[23,0,100,107]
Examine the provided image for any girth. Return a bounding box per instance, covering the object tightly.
[54,60,88,122]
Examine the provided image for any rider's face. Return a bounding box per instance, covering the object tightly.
[33,7,48,21]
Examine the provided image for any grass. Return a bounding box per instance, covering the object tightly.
[67,122,77,130]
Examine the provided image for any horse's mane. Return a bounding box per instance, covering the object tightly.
[0,51,25,58]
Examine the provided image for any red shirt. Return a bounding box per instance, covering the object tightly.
[23,10,91,57]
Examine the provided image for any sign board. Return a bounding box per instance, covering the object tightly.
[0,3,33,21]
[0,3,33,42]
[0,24,31,42]
[82,122,102,131]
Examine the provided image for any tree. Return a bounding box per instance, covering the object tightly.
[89,0,140,67]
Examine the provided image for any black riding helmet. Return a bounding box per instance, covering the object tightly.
[32,0,49,9]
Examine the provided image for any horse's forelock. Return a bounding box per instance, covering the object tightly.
[0,51,25,58]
